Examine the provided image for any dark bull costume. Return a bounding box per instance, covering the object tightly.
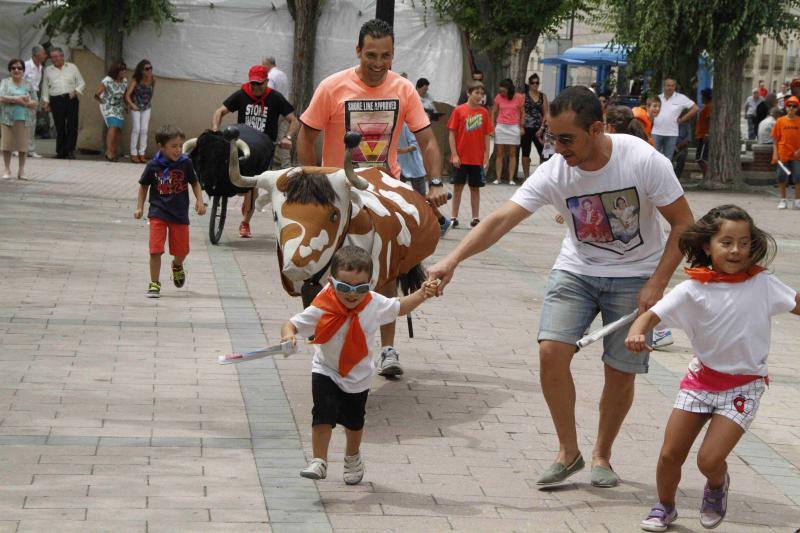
[183,124,274,198]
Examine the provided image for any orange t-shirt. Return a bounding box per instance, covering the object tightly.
[446,103,493,165]
[695,103,712,140]
[299,69,430,177]
[772,115,800,162]
[632,106,654,145]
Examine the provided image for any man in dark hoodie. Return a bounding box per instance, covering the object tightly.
[212,65,299,238]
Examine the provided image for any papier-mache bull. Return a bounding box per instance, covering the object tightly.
[207,126,440,306]
[182,124,274,198]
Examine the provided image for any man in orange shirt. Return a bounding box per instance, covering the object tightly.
[694,88,712,180]
[772,96,800,209]
[296,18,447,378]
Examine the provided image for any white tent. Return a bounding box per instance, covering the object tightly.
[0,0,463,105]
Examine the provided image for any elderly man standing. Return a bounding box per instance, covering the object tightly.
[24,45,48,158]
[41,47,85,159]
[428,86,694,488]
[262,56,291,168]
[651,78,698,160]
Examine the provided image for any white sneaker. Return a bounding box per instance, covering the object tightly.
[794,200,800,210]
[778,199,789,209]
[300,458,327,480]
[28,152,43,159]
[652,329,674,350]
[378,346,403,376]
[343,452,365,485]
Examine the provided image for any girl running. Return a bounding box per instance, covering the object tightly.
[625,205,799,531]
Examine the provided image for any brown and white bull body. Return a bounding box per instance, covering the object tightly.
[202,130,440,297]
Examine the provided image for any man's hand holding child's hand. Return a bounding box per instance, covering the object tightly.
[421,279,441,299]
[195,202,206,216]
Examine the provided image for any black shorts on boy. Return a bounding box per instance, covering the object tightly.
[452,164,485,188]
[311,373,369,430]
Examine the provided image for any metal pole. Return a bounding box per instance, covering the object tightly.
[376,0,394,27]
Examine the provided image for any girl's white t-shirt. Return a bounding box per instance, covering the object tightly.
[650,272,797,376]
[291,291,400,393]
[510,134,684,278]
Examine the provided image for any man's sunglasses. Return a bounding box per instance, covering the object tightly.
[330,276,371,294]
[544,132,576,146]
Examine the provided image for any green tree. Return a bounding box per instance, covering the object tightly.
[423,0,585,87]
[601,0,800,187]
[27,0,180,70]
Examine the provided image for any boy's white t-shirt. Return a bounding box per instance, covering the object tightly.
[651,272,797,376]
[510,134,684,277]
[290,290,400,393]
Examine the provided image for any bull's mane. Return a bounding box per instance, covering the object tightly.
[284,173,338,205]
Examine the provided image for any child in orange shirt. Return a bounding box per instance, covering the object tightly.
[772,96,800,209]
[633,96,661,146]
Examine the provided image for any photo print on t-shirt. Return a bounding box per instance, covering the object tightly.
[345,99,399,169]
[566,187,643,255]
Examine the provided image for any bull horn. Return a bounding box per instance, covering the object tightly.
[343,131,369,190]
[182,138,197,155]
[227,138,258,188]
[235,139,250,159]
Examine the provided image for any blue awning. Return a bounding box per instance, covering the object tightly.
[542,43,628,67]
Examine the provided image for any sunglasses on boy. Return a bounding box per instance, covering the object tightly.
[329,276,371,295]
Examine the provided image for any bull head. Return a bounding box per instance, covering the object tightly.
[222,129,376,293]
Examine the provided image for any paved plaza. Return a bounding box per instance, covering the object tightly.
[0,157,798,532]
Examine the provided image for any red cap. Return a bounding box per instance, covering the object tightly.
[785,96,800,107]
[790,78,800,88]
[248,65,268,83]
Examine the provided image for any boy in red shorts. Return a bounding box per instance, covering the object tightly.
[134,125,206,297]
[447,81,493,228]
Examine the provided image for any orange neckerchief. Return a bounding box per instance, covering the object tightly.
[311,285,373,377]
[684,265,765,284]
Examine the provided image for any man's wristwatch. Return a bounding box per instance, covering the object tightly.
[283,134,293,142]
[429,178,444,187]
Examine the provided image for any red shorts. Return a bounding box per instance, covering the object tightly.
[149,217,190,257]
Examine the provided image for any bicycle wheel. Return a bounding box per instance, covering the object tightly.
[209,195,227,245]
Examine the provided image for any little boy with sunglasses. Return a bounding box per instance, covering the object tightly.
[281,245,439,484]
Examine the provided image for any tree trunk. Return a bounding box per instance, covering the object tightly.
[288,0,322,112]
[512,31,540,89]
[709,43,747,187]
[103,0,126,70]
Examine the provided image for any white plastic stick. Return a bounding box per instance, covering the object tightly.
[218,340,299,365]
[778,161,791,177]
[576,310,638,349]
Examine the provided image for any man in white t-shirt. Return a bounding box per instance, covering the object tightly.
[651,78,698,160]
[24,44,48,158]
[428,86,694,489]
[262,56,291,168]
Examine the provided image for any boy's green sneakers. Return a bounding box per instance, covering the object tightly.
[171,263,186,288]
[146,281,161,298]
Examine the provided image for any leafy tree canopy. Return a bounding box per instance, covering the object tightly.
[423,0,585,62]
[27,0,181,45]
[601,0,800,74]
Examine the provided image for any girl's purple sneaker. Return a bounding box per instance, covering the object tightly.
[700,472,729,529]
[641,503,678,532]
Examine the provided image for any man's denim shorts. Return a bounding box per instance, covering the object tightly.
[538,269,652,374]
